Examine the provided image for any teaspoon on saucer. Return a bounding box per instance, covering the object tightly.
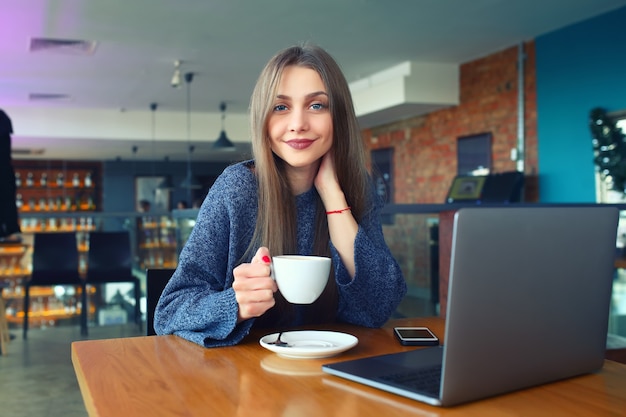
[266,332,291,347]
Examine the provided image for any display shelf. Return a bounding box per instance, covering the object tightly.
[137,216,178,269]
[13,160,102,215]
[0,243,29,278]
[19,217,97,233]
[2,283,95,327]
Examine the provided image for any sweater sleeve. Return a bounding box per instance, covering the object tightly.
[153,163,258,347]
[333,192,407,327]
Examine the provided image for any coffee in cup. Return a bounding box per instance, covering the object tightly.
[271,255,331,304]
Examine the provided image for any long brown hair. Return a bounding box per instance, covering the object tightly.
[247,44,371,326]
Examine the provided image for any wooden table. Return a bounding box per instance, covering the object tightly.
[72,317,626,416]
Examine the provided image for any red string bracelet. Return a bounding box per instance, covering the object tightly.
[326,206,351,215]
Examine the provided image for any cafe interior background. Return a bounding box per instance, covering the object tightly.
[2,0,626,345]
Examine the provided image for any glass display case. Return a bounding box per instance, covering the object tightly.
[136,215,178,269]
[172,208,200,255]
[1,212,160,329]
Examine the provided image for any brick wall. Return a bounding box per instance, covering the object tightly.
[368,42,539,295]
[363,41,538,204]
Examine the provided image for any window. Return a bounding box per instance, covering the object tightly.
[457,132,492,175]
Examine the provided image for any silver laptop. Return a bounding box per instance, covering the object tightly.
[323,206,619,407]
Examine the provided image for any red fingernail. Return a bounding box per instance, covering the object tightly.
[262,255,271,263]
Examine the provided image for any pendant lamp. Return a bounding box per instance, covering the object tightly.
[180,145,202,189]
[150,102,174,191]
[150,102,157,178]
[212,102,236,151]
[150,103,174,191]
[132,145,138,170]
[157,156,175,190]
[131,145,139,207]
[180,72,202,192]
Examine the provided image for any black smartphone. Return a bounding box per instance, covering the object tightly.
[393,327,439,346]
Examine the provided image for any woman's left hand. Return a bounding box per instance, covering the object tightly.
[314,152,341,202]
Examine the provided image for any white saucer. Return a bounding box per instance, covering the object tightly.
[259,330,358,359]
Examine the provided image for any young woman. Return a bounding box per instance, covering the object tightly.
[154,44,406,347]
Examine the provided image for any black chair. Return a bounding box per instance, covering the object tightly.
[24,232,87,339]
[86,231,141,333]
[146,268,175,336]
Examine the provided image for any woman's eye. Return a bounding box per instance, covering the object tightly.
[310,103,326,110]
[273,104,288,112]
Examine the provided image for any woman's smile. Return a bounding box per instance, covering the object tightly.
[285,139,315,149]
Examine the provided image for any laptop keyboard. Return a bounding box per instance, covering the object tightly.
[377,364,442,397]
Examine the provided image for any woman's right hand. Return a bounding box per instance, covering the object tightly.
[232,246,277,322]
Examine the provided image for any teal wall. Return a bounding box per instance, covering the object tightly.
[102,160,230,213]
[536,6,626,202]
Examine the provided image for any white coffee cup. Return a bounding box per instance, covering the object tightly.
[271,255,331,304]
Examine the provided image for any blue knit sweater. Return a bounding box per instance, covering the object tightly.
[154,161,406,347]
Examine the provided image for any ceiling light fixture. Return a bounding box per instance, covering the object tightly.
[180,145,202,188]
[171,60,182,88]
[131,145,138,177]
[180,72,202,203]
[147,102,174,191]
[157,156,175,190]
[212,101,236,151]
[150,102,157,178]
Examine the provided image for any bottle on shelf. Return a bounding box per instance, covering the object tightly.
[73,173,80,187]
[40,172,48,187]
[16,193,23,209]
[26,172,34,187]
[56,172,64,187]
[15,172,21,187]
[84,172,92,188]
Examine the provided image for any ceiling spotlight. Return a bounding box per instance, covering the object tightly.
[171,60,182,88]
[212,102,236,151]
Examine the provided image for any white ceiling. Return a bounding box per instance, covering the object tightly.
[3,0,626,162]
